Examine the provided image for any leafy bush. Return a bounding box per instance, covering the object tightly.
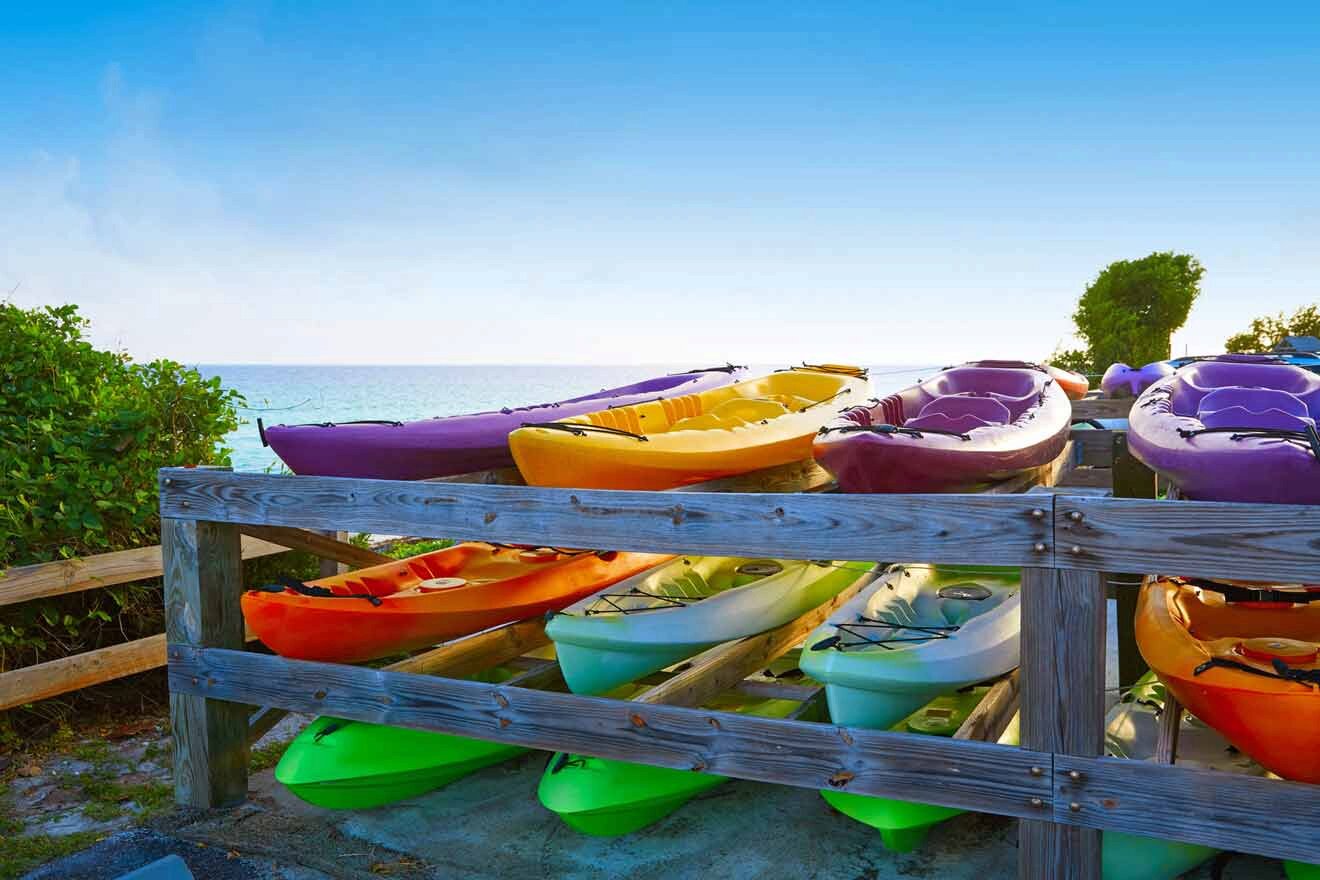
[1054,252,1204,374]
[1224,304,1320,353]
[0,304,242,731]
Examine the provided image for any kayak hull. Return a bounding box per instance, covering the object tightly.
[275,714,525,810]
[548,558,876,695]
[242,543,670,663]
[813,363,1071,494]
[1136,578,1320,783]
[1127,359,1320,503]
[263,367,743,480]
[510,366,870,490]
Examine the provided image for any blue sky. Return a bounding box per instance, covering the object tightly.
[2,2,1318,365]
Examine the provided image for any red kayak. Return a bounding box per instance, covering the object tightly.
[812,361,1071,493]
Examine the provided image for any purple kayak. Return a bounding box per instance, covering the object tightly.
[1101,361,1175,398]
[260,366,745,480]
[812,361,1071,493]
[1128,358,1320,503]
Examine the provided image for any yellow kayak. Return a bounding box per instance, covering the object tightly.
[509,365,870,489]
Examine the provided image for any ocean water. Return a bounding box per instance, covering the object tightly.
[198,364,936,474]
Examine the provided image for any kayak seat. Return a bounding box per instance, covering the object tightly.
[904,395,1011,434]
[1196,387,1316,432]
[669,398,789,432]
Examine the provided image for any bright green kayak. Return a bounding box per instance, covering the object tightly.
[276,667,525,809]
[1287,862,1320,879]
[824,675,1256,879]
[539,667,819,835]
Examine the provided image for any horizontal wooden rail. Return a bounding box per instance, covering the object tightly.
[0,536,287,607]
[1054,496,1320,583]
[158,470,1051,566]
[0,634,167,711]
[236,525,392,569]
[170,645,1053,818]
[1070,397,1133,421]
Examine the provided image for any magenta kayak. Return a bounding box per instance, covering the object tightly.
[1101,361,1175,398]
[812,361,1071,493]
[1127,359,1320,503]
[260,366,745,479]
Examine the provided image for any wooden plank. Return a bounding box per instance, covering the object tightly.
[1019,563,1106,880]
[318,530,350,577]
[632,567,880,708]
[158,469,1050,566]
[171,645,1054,816]
[236,525,392,570]
[1054,754,1320,864]
[1055,496,1320,583]
[1153,692,1182,765]
[0,634,166,711]
[1068,429,1116,468]
[1110,433,1156,688]
[427,467,527,486]
[0,536,287,607]
[1070,397,1133,420]
[246,618,550,744]
[163,516,249,808]
[1055,467,1113,490]
[953,670,1019,743]
[672,458,836,494]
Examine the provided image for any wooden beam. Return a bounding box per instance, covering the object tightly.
[1054,467,1114,490]
[1153,692,1183,765]
[1068,429,1117,468]
[1070,397,1133,421]
[672,458,836,493]
[1054,753,1320,864]
[983,441,1075,495]
[953,670,1019,743]
[158,470,1051,567]
[163,516,249,808]
[247,618,550,744]
[171,645,1054,817]
[427,467,527,486]
[1019,563,1106,880]
[236,525,392,570]
[318,530,350,577]
[1109,433,1156,687]
[0,536,287,608]
[0,634,166,711]
[632,567,878,708]
[1054,495,1320,583]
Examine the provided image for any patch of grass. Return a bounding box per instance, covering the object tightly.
[249,739,291,773]
[0,828,102,880]
[71,739,113,764]
[384,539,453,559]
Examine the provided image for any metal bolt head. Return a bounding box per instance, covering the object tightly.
[1069,802,1082,812]
[1030,797,1044,808]
[163,477,173,486]
[1033,542,1047,553]
[1029,766,1044,777]
[1070,545,1082,555]
[1068,510,1083,522]
[1069,770,1081,781]
[1030,508,1045,519]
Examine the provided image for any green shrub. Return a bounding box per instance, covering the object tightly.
[0,304,242,731]
[1225,304,1320,353]
[1054,252,1204,374]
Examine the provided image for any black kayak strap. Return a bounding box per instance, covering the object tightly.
[520,421,648,441]
[253,576,382,606]
[818,423,971,441]
[1194,656,1320,688]
[1176,424,1320,459]
[671,363,747,375]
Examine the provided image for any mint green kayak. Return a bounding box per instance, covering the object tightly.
[276,667,525,809]
[548,557,876,695]
[824,675,1261,879]
[539,691,809,835]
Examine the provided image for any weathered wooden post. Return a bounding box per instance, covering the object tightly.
[162,468,249,808]
[1110,432,1156,689]
[1019,501,1106,879]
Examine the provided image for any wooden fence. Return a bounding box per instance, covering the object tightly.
[158,430,1320,878]
[0,527,393,711]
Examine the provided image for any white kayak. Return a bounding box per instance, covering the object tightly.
[799,564,1021,729]
[546,556,877,695]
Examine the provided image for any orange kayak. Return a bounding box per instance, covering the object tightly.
[242,544,671,663]
[1046,364,1090,400]
[1136,576,1320,783]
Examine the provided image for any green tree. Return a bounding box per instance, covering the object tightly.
[1224,304,1320,353]
[1053,252,1204,374]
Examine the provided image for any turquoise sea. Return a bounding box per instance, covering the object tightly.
[198,364,937,474]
